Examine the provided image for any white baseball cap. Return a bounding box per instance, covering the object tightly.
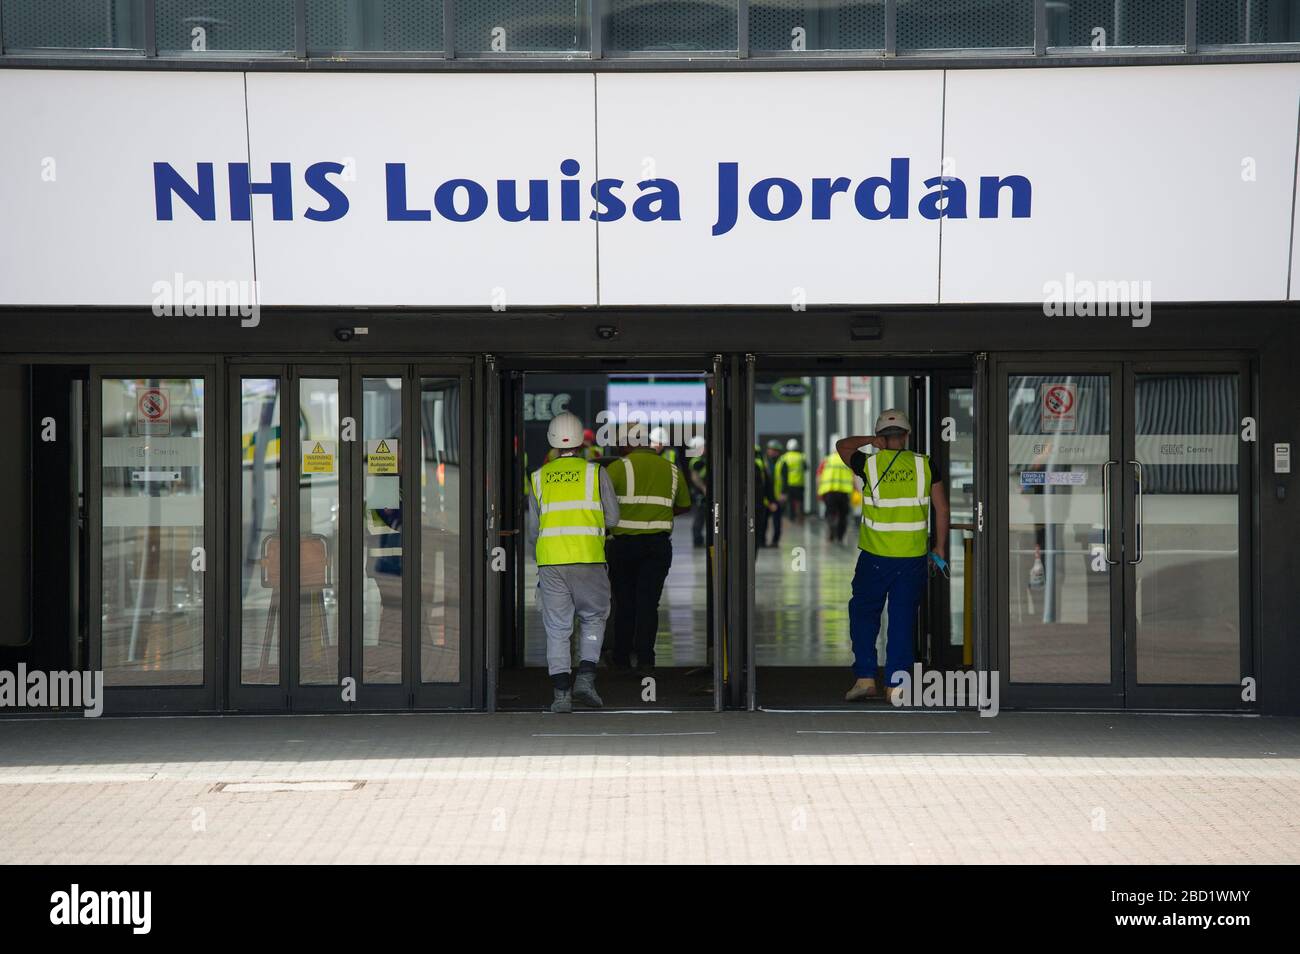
[874,408,911,434]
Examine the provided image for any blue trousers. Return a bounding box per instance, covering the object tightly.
[848,550,927,683]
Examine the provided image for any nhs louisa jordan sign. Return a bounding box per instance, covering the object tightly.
[1,67,1299,307]
[153,157,1032,231]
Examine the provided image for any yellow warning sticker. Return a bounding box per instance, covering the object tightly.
[301,440,336,475]
[366,438,398,475]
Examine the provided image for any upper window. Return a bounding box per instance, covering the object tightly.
[1198,0,1300,45]
[897,0,1034,51]
[2,0,144,51]
[155,0,295,54]
[749,1,885,53]
[454,0,590,55]
[605,0,738,53]
[1047,0,1185,49]
[307,0,443,53]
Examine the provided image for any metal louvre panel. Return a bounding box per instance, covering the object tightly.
[306,0,442,52]
[605,0,738,52]
[2,0,144,49]
[1198,0,1300,45]
[1045,0,1185,48]
[748,0,885,52]
[455,0,589,52]
[155,0,295,52]
[897,0,1034,49]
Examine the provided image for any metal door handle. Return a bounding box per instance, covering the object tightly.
[1127,460,1143,565]
[1102,460,1119,565]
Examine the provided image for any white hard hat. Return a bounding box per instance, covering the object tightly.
[547,411,585,449]
[687,435,705,451]
[648,426,670,447]
[786,438,799,451]
[874,408,912,434]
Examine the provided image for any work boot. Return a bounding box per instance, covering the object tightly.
[550,689,573,713]
[572,672,603,708]
[844,678,879,702]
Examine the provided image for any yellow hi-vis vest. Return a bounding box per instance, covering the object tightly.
[612,451,679,535]
[818,454,855,495]
[858,450,932,558]
[777,450,806,491]
[532,456,606,565]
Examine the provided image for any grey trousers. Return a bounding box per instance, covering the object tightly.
[537,563,611,675]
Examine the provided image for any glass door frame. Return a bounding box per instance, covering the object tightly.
[489,354,722,711]
[91,363,221,714]
[228,362,352,712]
[992,353,1255,710]
[1121,357,1254,710]
[994,359,1126,709]
[227,359,474,713]
[740,354,983,711]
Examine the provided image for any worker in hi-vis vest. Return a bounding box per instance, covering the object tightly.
[835,409,950,704]
[526,411,621,713]
[606,422,693,671]
[816,434,856,544]
[776,438,807,522]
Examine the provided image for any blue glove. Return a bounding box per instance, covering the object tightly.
[928,551,950,579]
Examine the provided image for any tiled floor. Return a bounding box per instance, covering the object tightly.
[2,711,1297,864]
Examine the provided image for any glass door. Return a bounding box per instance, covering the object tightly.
[94,370,215,712]
[997,359,1252,709]
[1123,363,1251,708]
[229,362,471,711]
[1000,365,1124,706]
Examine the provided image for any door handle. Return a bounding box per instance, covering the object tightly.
[1127,460,1143,566]
[1101,460,1119,565]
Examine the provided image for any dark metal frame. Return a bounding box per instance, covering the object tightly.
[224,359,474,714]
[4,1,1299,69]
[91,362,222,715]
[490,353,724,711]
[992,353,1255,711]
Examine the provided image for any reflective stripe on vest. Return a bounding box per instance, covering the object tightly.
[817,455,855,495]
[614,454,677,534]
[533,457,606,565]
[858,451,931,557]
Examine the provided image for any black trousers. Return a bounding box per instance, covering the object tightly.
[608,533,673,667]
[823,491,851,543]
[691,493,711,546]
[767,503,783,546]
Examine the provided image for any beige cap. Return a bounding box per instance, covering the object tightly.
[874,408,911,434]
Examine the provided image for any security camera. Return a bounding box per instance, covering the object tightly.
[334,327,355,342]
[596,325,619,340]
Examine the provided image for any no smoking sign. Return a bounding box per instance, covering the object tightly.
[137,387,171,435]
[1040,383,1076,433]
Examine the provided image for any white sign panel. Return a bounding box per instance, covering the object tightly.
[941,64,1300,304]
[2,65,1299,308]
[0,70,253,306]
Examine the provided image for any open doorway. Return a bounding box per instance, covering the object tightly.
[749,366,978,709]
[496,367,718,710]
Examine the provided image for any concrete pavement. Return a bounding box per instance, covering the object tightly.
[1,710,1298,864]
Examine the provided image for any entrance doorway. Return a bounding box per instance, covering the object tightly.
[494,361,724,710]
[745,361,980,709]
[995,358,1253,709]
[228,362,472,711]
